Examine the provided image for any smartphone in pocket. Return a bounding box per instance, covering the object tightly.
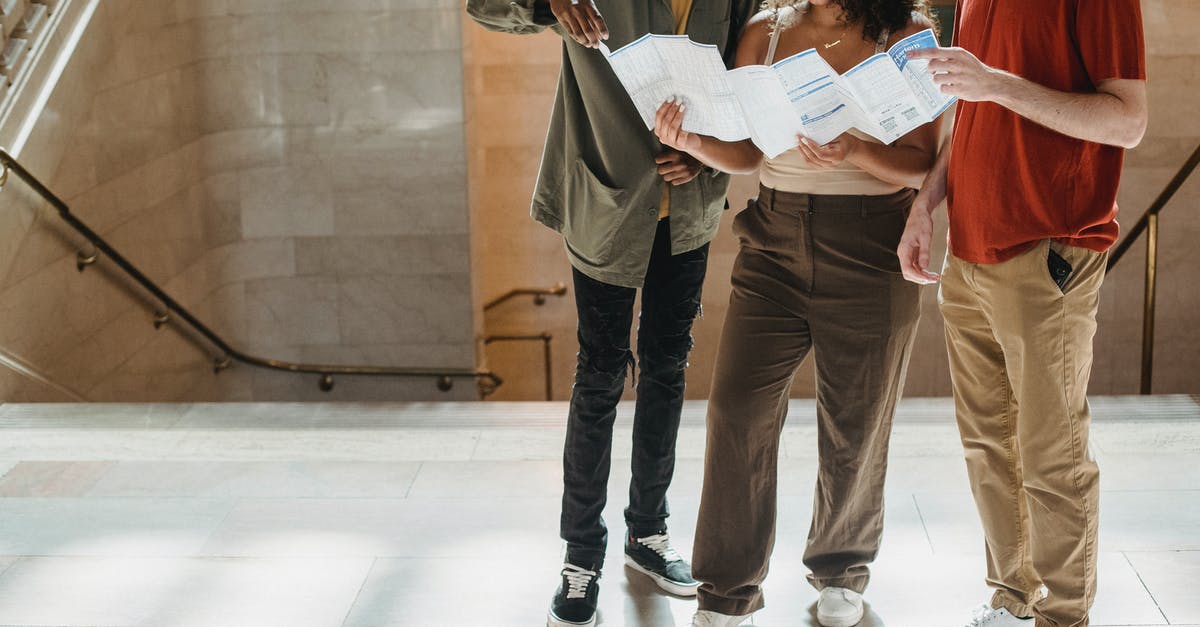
[1048,248,1073,293]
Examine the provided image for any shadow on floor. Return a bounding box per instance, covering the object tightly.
[618,563,692,626]
[613,566,890,627]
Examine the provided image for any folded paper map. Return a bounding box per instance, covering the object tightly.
[600,29,956,158]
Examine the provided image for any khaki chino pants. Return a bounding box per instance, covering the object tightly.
[693,186,921,616]
[939,239,1106,627]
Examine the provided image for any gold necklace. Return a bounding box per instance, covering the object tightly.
[803,3,848,49]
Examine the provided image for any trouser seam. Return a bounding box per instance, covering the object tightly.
[1059,278,1095,615]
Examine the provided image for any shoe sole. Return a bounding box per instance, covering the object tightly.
[623,555,700,597]
[547,610,596,627]
[817,606,865,627]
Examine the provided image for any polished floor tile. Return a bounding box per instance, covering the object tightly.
[0,461,114,497]
[0,396,1191,626]
[0,498,233,557]
[87,461,422,498]
[0,556,372,627]
[1123,550,1200,624]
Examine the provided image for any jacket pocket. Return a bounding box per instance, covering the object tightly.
[562,159,630,267]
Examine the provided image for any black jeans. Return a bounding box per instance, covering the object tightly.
[561,218,709,569]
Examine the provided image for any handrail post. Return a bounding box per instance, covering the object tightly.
[1140,212,1158,395]
[542,333,553,401]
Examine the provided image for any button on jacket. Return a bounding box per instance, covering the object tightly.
[466,0,756,288]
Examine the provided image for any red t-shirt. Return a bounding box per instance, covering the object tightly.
[947,0,1147,264]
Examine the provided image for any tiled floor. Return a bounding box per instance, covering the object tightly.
[0,396,1196,627]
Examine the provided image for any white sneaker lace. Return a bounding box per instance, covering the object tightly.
[562,563,597,600]
[637,533,682,563]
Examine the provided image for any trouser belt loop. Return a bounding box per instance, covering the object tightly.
[859,195,867,218]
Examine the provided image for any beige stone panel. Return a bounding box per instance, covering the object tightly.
[200,280,251,348]
[194,54,331,133]
[231,9,462,56]
[0,185,41,289]
[467,93,557,148]
[100,19,203,91]
[336,274,474,346]
[279,122,463,158]
[299,341,477,372]
[477,62,560,97]
[40,301,163,398]
[1143,55,1200,139]
[238,158,335,239]
[84,325,221,402]
[324,50,464,128]
[324,144,466,193]
[205,238,297,288]
[103,184,208,287]
[0,368,80,402]
[465,23,561,66]
[200,172,243,246]
[333,182,468,237]
[231,0,459,14]
[196,128,289,178]
[243,276,341,348]
[1142,0,1200,56]
[74,68,204,188]
[1126,136,1200,169]
[294,235,470,278]
[114,0,228,34]
[59,139,205,237]
[0,250,145,367]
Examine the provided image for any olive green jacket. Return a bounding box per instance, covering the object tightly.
[466,0,756,288]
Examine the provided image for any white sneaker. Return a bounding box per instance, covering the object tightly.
[964,604,1034,626]
[817,587,865,627]
[687,609,752,627]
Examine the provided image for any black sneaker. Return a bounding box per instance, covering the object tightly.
[624,531,700,596]
[547,563,600,627]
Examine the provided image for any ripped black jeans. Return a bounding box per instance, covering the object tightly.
[561,217,709,569]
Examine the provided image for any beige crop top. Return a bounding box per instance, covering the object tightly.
[759,20,905,196]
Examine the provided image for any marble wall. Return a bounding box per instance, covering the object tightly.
[465,0,1200,400]
[0,0,479,401]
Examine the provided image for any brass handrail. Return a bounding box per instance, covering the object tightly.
[0,148,502,395]
[1105,142,1200,394]
[483,283,568,311]
[484,333,553,400]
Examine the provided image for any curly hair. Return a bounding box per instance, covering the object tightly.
[766,0,939,44]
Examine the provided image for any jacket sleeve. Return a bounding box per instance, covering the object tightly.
[465,0,559,35]
[723,0,758,67]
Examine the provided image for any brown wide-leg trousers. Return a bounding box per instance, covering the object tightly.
[940,239,1106,627]
[693,186,921,616]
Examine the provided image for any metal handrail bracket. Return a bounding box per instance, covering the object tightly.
[483,283,568,311]
[483,333,554,401]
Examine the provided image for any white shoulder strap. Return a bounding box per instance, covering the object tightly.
[765,18,782,64]
[876,29,890,54]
